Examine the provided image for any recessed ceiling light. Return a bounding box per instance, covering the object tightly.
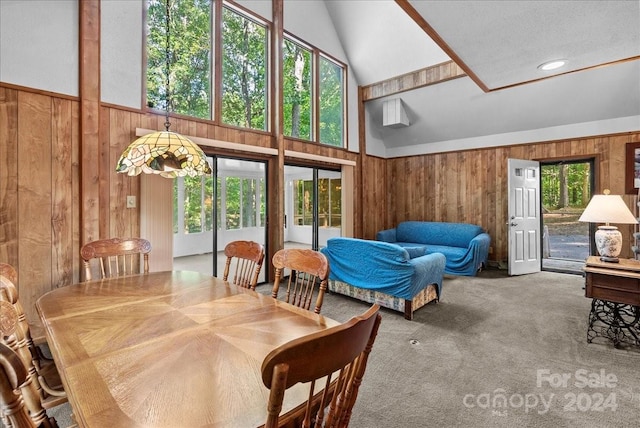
[538,59,567,71]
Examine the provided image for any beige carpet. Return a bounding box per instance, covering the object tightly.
[44,269,640,428]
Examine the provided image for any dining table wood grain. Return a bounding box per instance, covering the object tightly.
[36,271,340,427]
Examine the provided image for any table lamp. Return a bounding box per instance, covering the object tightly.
[578,189,638,262]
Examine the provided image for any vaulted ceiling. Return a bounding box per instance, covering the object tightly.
[324,0,640,156]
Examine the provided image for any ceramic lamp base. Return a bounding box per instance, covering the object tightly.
[594,225,622,263]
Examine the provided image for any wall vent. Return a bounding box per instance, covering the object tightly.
[383,98,410,128]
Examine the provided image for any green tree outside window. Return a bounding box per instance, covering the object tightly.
[183,176,203,233]
[221,6,267,130]
[283,38,312,140]
[319,56,344,147]
[204,174,214,231]
[147,0,211,119]
[242,178,257,227]
[226,177,241,230]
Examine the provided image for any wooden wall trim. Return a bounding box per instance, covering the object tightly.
[0,88,18,269]
[79,0,101,244]
[356,86,366,237]
[361,60,466,101]
[284,150,356,166]
[268,0,285,282]
[394,0,640,93]
[394,0,485,93]
[135,128,278,155]
[0,82,78,102]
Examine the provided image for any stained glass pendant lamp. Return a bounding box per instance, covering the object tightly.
[116,0,211,179]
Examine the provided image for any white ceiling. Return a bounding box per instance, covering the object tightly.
[324,0,640,155]
[406,0,640,90]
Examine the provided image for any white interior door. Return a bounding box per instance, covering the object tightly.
[508,159,541,275]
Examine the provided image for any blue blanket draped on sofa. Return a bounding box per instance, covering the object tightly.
[376,221,491,276]
[320,237,445,300]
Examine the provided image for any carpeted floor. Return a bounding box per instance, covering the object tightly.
[316,269,640,428]
[44,269,640,427]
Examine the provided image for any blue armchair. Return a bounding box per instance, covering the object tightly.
[321,237,445,319]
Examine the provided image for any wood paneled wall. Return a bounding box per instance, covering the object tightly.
[2,83,639,324]
[0,84,358,325]
[0,87,79,325]
[360,154,387,238]
[364,132,640,263]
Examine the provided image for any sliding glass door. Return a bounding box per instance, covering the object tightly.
[285,165,342,250]
[173,157,267,283]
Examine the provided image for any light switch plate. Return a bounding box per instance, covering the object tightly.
[126,195,136,208]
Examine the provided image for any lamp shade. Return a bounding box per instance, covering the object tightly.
[578,194,637,224]
[116,131,212,178]
[578,191,637,262]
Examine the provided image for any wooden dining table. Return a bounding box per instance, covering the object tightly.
[36,271,340,427]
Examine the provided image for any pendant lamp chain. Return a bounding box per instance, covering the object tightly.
[164,0,172,131]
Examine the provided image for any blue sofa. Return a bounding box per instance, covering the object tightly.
[320,237,446,320]
[376,221,490,276]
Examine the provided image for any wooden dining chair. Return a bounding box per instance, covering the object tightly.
[222,240,265,290]
[271,249,330,314]
[0,342,55,428]
[261,304,382,428]
[0,267,57,378]
[0,263,48,347]
[0,285,63,428]
[80,237,151,281]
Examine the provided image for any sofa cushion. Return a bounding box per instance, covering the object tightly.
[396,221,483,248]
[425,244,467,260]
[403,245,427,258]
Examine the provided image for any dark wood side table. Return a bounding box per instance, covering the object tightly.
[583,256,640,348]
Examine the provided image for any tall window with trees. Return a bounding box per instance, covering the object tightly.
[283,37,312,140]
[146,0,211,119]
[221,5,268,130]
[319,55,344,147]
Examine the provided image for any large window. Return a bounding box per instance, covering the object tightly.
[319,56,344,147]
[146,0,211,119]
[146,1,345,146]
[221,5,268,130]
[283,37,312,140]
